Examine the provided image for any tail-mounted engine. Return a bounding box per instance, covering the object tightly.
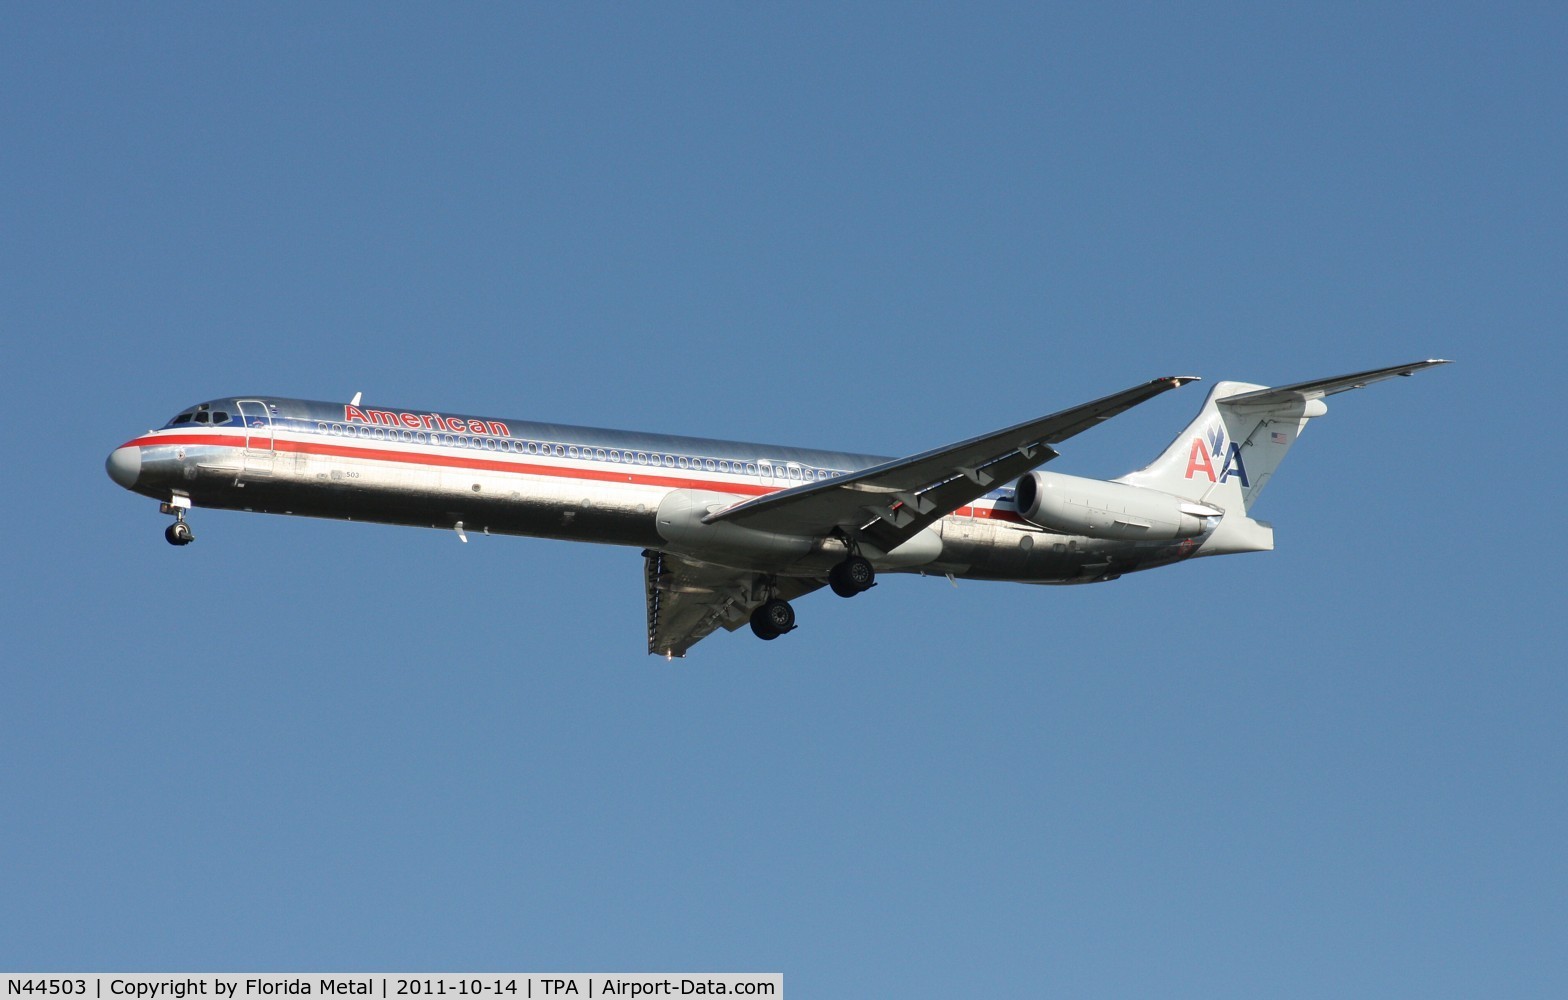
[1013,471,1222,541]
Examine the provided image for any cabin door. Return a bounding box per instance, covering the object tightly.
[235,399,276,484]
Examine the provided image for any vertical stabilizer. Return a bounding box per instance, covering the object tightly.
[1115,381,1320,515]
[1116,359,1450,516]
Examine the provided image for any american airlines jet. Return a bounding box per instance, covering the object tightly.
[106,360,1448,656]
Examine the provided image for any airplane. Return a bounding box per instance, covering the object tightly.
[106,360,1449,656]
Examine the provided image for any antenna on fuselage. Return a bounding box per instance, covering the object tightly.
[350,392,362,407]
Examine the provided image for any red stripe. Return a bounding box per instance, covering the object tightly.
[123,432,1029,523]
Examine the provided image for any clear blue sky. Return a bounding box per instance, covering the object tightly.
[3,4,1564,996]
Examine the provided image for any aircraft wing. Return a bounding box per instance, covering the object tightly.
[644,550,825,657]
[703,375,1198,555]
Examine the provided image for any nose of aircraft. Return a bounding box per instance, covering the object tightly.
[106,445,142,489]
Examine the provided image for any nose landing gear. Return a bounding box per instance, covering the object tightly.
[160,499,194,546]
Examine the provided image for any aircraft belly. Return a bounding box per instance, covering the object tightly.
[935,520,1189,584]
[174,447,663,547]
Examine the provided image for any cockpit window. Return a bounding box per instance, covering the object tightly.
[166,402,229,428]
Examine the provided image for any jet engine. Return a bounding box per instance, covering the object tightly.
[1013,471,1221,541]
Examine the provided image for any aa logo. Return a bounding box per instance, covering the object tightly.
[1184,422,1249,486]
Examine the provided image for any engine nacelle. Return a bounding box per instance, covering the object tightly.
[1014,471,1220,541]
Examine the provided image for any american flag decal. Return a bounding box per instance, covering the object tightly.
[1271,431,1287,444]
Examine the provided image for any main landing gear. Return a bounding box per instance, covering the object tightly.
[750,598,796,641]
[161,501,194,546]
[748,554,878,643]
[828,554,876,598]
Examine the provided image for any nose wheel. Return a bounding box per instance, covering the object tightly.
[162,505,194,546]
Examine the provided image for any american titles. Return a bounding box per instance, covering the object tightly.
[344,405,510,437]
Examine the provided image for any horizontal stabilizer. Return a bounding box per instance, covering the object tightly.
[1220,359,1451,408]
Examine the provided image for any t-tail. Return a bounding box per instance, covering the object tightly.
[1116,359,1451,556]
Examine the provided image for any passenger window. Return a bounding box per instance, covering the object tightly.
[789,467,801,480]
[663,455,675,468]
[317,422,328,433]
[568,446,580,459]
[704,459,716,472]
[637,453,648,465]
[484,438,497,451]
[595,449,607,461]
[374,428,385,440]
[746,463,757,475]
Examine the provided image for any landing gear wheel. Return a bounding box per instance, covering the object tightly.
[750,598,795,640]
[828,555,875,598]
[165,521,194,546]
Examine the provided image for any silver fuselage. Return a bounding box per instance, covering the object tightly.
[106,396,1197,583]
